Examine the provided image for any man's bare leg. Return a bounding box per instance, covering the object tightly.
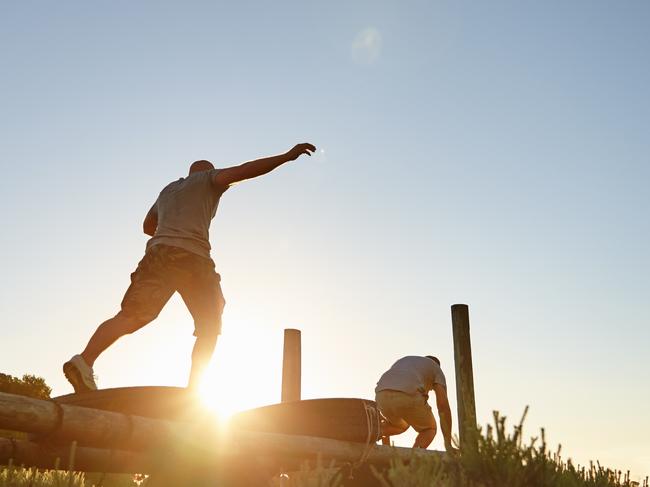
[382,423,409,437]
[413,427,436,449]
[81,311,146,367]
[188,333,218,390]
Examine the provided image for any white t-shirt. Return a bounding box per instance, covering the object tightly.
[375,356,447,396]
[147,169,228,259]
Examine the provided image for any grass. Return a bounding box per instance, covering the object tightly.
[0,459,85,487]
[281,408,648,487]
[1,409,646,486]
[0,462,141,487]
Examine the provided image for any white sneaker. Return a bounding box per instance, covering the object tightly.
[63,355,98,393]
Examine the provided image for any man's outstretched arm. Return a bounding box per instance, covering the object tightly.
[212,143,316,187]
[433,383,455,452]
[143,203,158,236]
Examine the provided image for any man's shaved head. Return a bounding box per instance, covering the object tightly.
[189,160,215,174]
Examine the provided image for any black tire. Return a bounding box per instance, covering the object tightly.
[231,398,380,444]
[53,386,201,421]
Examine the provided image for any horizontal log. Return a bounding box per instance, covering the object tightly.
[233,430,444,466]
[0,437,300,477]
[0,392,205,451]
[0,392,444,471]
[0,438,150,473]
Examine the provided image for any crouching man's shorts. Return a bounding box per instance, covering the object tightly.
[375,390,436,432]
[120,244,225,337]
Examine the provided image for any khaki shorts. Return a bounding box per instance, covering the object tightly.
[120,244,225,337]
[375,390,436,432]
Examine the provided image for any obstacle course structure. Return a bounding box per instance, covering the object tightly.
[0,304,477,485]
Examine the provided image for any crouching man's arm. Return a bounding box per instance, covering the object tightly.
[432,383,455,452]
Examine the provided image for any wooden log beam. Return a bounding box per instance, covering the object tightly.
[0,438,151,473]
[233,430,445,466]
[0,434,442,474]
[0,437,300,478]
[0,392,444,470]
[0,392,203,451]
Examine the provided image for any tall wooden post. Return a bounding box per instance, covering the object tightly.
[281,328,301,403]
[451,304,478,452]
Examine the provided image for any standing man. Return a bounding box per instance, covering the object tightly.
[63,143,316,393]
[375,355,455,450]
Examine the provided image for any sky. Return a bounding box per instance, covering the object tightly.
[1,0,649,478]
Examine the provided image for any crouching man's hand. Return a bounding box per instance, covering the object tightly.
[445,439,460,455]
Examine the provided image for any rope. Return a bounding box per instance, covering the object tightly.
[346,400,382,479]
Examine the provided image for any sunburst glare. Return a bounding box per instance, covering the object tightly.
[198,318,283,422]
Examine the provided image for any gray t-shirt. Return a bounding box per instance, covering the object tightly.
[375,356,447,396]
[146,169,227,259]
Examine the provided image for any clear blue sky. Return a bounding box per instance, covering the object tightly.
[1,0,648,477]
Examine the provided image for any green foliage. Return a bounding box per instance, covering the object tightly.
[0,373,52,439]
[0,373,51,400]
[367,408,648,487]
[287,409,647,487]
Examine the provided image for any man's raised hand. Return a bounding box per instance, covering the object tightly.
[286,143,316,161]
[213,143,318,187]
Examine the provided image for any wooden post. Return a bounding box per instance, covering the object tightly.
[451,304,478,452]
[281,328,301,403]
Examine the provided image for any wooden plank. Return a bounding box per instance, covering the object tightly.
[281,328,301,402]
[451,304,478,453]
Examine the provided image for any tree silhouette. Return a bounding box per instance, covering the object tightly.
[0,372,51,400]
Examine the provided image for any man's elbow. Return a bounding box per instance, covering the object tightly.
[436,398,452,415]
[143,223,156,236]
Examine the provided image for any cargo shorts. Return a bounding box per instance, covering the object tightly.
[375,390,436,433]
[120,244,225,337]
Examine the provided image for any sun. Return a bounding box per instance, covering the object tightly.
[197,321,283,422]
[199,368,245,422]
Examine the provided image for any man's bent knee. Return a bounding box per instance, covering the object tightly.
[414,424,437,437]
[392,421,409,434]
[413,427,436,448]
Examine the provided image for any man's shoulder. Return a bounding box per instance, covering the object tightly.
[160,177,184,193]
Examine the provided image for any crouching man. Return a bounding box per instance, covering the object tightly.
[375,355,455,451]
